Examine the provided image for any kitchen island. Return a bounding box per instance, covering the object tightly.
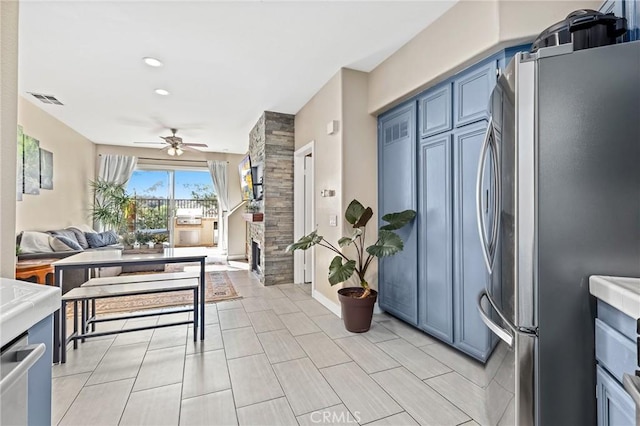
[590,275,640,426]
[1,278,60,425]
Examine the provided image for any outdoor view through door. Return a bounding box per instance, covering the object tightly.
[127,169,218,247]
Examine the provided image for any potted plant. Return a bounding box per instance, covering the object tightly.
[286,199,415,332]
[135,231,152,247]
[153,233,169,246]
[89,179,133,235]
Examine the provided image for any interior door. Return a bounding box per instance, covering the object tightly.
[303,155,313,283]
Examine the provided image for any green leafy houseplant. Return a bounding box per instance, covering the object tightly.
[90,179,133,234]
[286,199,416,299]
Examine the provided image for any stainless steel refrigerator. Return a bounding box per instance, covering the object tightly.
[475,41,640,425]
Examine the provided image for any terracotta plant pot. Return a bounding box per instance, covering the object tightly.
[337,287,378,333]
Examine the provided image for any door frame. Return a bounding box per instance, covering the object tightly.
[293,140,315,287]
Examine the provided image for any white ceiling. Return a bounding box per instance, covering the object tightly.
[19,0,456,154]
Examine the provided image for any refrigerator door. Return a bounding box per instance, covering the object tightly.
[476,53,537,426]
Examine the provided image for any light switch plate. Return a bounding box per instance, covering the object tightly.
[329,215,337,227]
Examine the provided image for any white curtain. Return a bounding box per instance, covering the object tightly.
[96,155,137,231]
[207,160,229,254]
[98,155,137,185]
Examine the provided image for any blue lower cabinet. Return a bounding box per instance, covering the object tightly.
[378,103,418,325]
[418,134,453,342]
[597,365,635,426]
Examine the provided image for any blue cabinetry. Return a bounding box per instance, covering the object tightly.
[379,49,519,362]
[418,84,452,138]
[595,300,637,426]
[378,103,418,325]
[418,134,453,342]
[452,122,493,360]
[454,61,498,128]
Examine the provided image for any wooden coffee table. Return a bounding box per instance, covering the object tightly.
[16,258,57,285]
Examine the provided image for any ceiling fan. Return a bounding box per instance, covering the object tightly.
[134,128,208,156]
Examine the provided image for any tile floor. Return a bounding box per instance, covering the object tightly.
[52,270,510,426]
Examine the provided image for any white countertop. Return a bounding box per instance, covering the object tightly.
[0,278,60,347]
[589,275,640,319]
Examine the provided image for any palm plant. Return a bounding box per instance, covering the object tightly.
[286,199,416,299]
[90,179,133,234]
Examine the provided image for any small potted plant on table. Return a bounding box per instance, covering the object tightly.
[286,199,415,332]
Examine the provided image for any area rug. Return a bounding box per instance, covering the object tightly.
[65,271,241,317]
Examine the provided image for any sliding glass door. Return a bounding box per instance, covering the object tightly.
[127,168,217,247]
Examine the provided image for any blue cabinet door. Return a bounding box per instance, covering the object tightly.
[418,83,452,138]
[418,134,453,342]
[378,103,418,325]
[454,61,497,128]
[452,122,493,361]
[596,365,635,426]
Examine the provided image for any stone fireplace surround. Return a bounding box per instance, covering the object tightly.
[245,111,294,286]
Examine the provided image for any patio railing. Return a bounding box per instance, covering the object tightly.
[131,197,218,231]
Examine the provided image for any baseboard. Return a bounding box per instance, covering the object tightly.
[227,254,247,261]
[373,302,383,315]
[312,289,341,318]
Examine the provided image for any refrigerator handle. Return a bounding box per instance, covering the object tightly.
[478,290,514,346]
[476,119,493,273]
[487,128,501,262]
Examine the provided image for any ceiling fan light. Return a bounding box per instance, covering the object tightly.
[167,147,176,156]
[176,147,184,156]
[143,57,163,67]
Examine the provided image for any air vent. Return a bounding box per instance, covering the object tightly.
[28,92,63,105]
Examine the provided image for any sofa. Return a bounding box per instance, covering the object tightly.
[17,226,122,294]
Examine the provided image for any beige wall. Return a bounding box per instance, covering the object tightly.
[341,69,378,290]
[295,68,379,305]
[95,145,247,258]
[295,71,343,304]
[17,97,96,232]
[368,0,601,114]
[0,0,19,277]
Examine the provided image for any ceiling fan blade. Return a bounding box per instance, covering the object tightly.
[133,141,166,145]
[182,143,208,148]
[180,145,203,153]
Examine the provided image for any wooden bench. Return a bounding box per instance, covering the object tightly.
[61,277,199,363]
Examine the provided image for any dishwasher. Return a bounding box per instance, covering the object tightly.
[0,333,45,425]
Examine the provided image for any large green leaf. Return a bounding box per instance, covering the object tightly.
[328,256,356,285]
[344,200,366,225]
[380,210,416,231]
[366,230,404,258]
[286,231,323,252]
[338,228,363,248]
[354,207,373,228]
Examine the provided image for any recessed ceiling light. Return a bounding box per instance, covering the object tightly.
[154,88,170,96]
[143,57,163,67]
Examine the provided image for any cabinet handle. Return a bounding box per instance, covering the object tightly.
[0,343,45,396]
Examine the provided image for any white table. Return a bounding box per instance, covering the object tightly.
[52,248,207,363]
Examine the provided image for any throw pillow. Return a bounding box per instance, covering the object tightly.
[75,224,97,234]
[50,235,83,252]
[19,231,54,253]
[85,230,119,248]
[48,229,81,246]
[65,226,90,249]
